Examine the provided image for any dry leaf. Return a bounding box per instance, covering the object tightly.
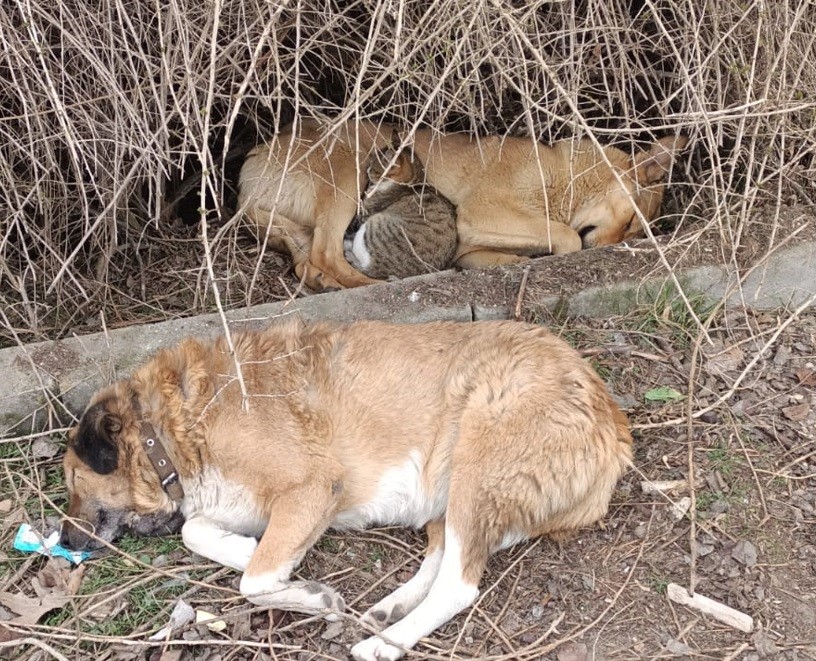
[196,609,227,632]
[31,437,60,459]
[0,500,11,513]
[0,507,24,536]
[705,344,744,376]
[0,558,83,634]
[149,599,195,641]
[671,496,692,521]
[794,368,816,386]
[782,402,810,421]
[37,557,85,596]
[0,589,69,626]
[84,595,127,622]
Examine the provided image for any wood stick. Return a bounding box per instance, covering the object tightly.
[666,583,754,633]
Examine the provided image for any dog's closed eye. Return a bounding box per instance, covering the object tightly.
[578,225,596,241]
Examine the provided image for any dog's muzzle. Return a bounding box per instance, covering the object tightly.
[59,507,185,551]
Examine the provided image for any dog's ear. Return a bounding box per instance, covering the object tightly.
[634,135,688,184]
[71,402,121,475]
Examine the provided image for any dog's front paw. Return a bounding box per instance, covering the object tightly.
[311,582,346,621]
[351,635,404,661]
[360,603,407,631]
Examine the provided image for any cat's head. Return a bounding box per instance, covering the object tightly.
[367,132,424,186]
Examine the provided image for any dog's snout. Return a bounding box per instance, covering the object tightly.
[59,519,95,551]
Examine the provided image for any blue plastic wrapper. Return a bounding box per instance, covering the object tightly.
[13,523,91,564]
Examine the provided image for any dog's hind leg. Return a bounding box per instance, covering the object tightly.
[182,516,258,572]
[239,483,345,621]
[361,519,445,630]
[351,519,485,661]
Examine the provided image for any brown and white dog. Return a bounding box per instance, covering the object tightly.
[239,119,687,290]
[60,319,632,660]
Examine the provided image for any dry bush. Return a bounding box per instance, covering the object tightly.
[1,0,814,345]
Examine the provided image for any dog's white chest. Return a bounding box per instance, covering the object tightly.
[332,451,446,530]
[182,467,268,538]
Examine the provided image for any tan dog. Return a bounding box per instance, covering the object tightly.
[239,119,687,289]
[60,319,632,660]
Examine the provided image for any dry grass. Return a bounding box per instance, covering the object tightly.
[1,0,815,346]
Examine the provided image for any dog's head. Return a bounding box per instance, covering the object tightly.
[60,384,183,551]
[569,135,688,249]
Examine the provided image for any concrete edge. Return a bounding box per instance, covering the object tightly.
[2,223,815,435]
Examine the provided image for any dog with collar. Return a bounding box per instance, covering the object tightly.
[60,319,632,660]
[239,119,687,290]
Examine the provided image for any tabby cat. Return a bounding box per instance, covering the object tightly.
[344,142,458,280]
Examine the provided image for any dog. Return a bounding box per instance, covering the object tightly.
[60,319,632,660]
[238,119,687,290]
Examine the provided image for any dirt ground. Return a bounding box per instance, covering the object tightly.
[1,256,816,660]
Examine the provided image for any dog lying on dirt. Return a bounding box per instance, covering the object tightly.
[238,119,687,290]
[60,319,632,660]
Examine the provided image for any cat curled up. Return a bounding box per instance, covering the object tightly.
[344,141,458,280]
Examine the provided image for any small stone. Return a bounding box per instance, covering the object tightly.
[665,639,692,655]
[530,604,544,620]
[752,630,779,657]
[634,523,648,539]
[612,393,639,410]
[321,620,345,641]
[557,642,588,661]
[732,540,758,567]
[772,345,790,366]
[699,410,720,424]
[502,611,522,633]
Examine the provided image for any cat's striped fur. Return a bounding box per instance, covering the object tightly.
[344,143,457,280]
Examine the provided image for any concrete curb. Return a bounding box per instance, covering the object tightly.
[2,206,815,435]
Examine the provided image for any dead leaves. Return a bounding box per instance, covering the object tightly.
[782,401,810,421]
[0,557,83,640]
[794,367,816,386]
[704,341,745,377]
